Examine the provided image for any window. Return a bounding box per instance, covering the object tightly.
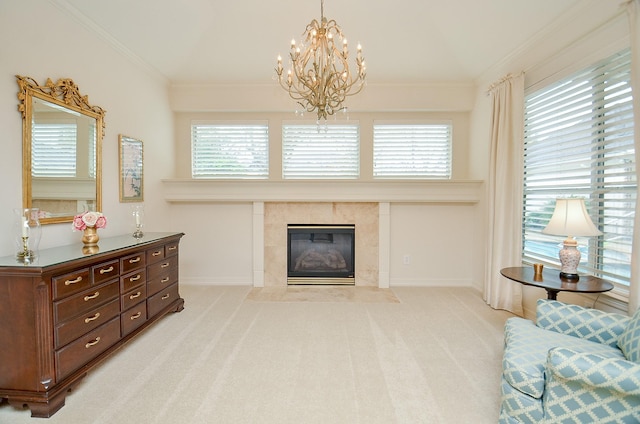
[523,49,635,295]
[32,121,77,177]
[373,123,452,178]
[191,123,269,178]
[282,123,359,179]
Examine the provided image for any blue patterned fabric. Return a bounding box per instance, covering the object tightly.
[500,300,640,423]
[618,307,640,364]
[499,377,543,424]
[537,299,630,348]
[544,348,640,423]
[503,317,623,398]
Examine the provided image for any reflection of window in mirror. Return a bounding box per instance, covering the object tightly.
[30,98,98,218]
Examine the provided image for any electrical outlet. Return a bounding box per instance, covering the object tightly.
[403,255,411,265]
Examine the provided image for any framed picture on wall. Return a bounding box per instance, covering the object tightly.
[118,134,144,202]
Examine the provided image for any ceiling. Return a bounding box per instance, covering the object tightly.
[59,0,584,85]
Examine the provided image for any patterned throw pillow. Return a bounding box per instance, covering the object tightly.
[618,307,640,363]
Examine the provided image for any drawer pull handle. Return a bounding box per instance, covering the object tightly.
[129,291,142,300]
[162,293,171,300]
[130,275,141,282]
[168,246,177,251]
[99,266,114,274]
[161,262,170,268]
[152,251,162,256]
[84,292,100,301]
[130,312,142,320]
[85,337,101,348]
[64,276,83,286]
[129,257,141,264]
[161,277,170,283]
[84,312,100,323]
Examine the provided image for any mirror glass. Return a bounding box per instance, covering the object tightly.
[17,76,104,224]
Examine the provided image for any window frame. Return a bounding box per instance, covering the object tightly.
[372,121,453,179]
[522,48,635,298]
[191,121,269,179]
[281,121,360,179]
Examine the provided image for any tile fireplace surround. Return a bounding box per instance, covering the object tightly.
[265,202,378,287]
[162,180,483,288]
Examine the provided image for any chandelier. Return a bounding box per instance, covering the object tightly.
[275,0,366,121]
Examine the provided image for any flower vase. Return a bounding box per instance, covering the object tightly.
[82,226,100,246]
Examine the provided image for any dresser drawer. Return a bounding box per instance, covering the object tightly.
[92,260,119,285]
[147,282,179,318]
[55,317,121,380]
[146,246,165,265]
[147,270,177,297]
[121,302,147,336]
[53,268,91,300]
[120,252,146,274]
[55,299,120,349]
[147,255,177,280]
[120,269,146,293]
[54,280,119,324]
[121,285,147,311]
[165,242,179,257]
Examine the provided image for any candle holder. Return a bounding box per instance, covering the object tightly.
[131,205,145,239]
[14,208,41,263]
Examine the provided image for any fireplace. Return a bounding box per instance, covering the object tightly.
[287,224,355,285]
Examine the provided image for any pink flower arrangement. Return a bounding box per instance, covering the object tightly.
[72,211,107,231]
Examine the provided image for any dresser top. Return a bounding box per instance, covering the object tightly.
[0,232,184,269]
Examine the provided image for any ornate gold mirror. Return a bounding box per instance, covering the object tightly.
[17,76,105,224]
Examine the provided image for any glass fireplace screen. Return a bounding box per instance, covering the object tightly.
[287,224,355,285]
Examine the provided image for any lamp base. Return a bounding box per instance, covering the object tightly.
[558,238,581,281]
[559,271,579,280]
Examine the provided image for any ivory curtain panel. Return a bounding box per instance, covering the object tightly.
[484,73,525,316]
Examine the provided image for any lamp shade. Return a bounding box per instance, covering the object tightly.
[542,198,603,237]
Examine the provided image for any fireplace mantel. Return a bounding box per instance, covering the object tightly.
[162,179,483,203]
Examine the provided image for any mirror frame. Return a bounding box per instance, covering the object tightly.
[16,75,106,225]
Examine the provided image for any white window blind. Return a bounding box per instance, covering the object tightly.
[373,123,452,178]
[192,123,269,178]
[32,122,77,177]
[523,48,635,294]
[282,123,359,179]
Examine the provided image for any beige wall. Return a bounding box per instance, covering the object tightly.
[173,111,471,180]
[0,0,630,307]
[468,1,630,317]
[0,1,174,254]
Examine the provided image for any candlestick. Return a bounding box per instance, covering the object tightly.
[15,208,41,263]
[131,205,144,239]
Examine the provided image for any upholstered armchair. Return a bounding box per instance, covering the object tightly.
[500,299,640,423]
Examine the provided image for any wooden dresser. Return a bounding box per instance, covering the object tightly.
[0,232,184,418]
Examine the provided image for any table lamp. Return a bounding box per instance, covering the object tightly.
[542,198,602,280]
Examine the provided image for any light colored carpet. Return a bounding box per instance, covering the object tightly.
[0,285,514,424]
[245,286,401,303]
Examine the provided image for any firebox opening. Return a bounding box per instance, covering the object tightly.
[287,224,355,285]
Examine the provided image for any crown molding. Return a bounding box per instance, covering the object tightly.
[48,0,169,85]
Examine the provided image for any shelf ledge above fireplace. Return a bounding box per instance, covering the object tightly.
[162,179,483,204]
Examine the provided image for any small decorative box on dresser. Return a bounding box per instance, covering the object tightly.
[0,232,184,418]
